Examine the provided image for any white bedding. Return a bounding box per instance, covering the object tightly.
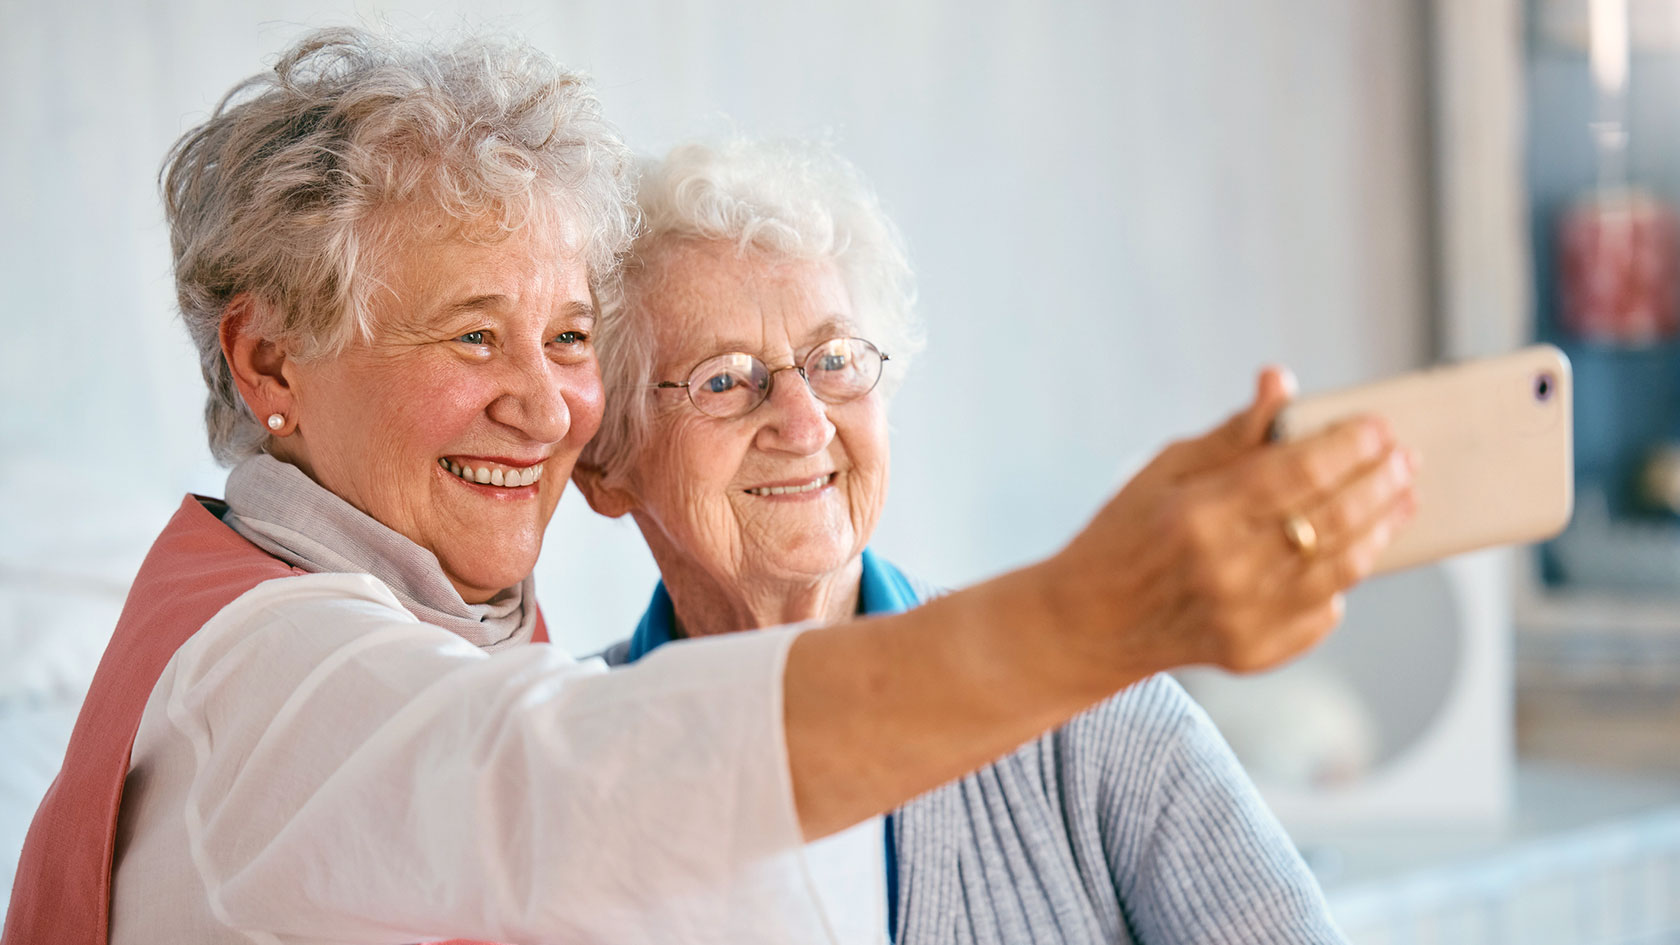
[0,696,82,919]
[0,468,175,922]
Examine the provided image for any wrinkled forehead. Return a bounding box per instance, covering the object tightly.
[363,204,594,329]
[635,240,860,369]
[368,196,587,266]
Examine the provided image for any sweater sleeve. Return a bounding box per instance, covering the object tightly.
[1090,676,1348,945]
[122,572,841,945]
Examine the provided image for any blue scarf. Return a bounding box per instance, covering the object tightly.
[622,548,921,940]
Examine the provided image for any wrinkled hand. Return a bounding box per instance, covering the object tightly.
[1044,367,1416,685]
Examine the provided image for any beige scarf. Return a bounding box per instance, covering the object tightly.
[222,454,536,650]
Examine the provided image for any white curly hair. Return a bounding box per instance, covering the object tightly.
[581,137,925,480]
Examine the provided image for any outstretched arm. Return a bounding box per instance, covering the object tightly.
[784,367,1415,840]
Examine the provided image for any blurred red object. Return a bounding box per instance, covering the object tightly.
[1558,189,1680,345]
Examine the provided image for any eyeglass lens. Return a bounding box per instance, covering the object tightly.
[686,338,884,418]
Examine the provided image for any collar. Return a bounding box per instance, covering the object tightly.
[624,548,920,664]
[221,453,537,650]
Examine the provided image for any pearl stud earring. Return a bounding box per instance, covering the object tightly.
[267,413,285,431]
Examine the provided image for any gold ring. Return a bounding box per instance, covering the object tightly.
[1282,513,1318,558]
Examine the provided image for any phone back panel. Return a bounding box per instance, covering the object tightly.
[1271,345,1574,574]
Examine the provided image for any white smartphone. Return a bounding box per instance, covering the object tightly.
[1269,344,1575,574]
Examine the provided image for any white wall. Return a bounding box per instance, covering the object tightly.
[0,0,1430,656]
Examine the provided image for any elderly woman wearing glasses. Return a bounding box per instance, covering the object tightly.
[574,138,1368,944]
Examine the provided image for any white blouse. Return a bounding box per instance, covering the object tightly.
[108,571,884,945]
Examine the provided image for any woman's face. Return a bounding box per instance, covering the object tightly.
[616,240,891,598]
[275,218,602,603]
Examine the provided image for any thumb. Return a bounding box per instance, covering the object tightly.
[1161,366,1296,478]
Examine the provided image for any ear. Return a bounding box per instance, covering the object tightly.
[572,462,638,519]
[219,294,296,434]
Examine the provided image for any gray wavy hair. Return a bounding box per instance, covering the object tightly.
[581,138,925,480]
[164,27,637,464]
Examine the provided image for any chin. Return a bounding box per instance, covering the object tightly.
[771,540,858,580]
[442,548,540,601]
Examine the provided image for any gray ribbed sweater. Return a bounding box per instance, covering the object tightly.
[887,673,1346,943]
[602,614,1345,944]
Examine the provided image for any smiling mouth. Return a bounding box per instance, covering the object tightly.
[743,473,835,496]
[439,457,545,488]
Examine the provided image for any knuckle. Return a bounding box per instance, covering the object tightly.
[1282,451,1329,496]
[1170,492,1223,550]
[1197,561,1245,602]
[1331,550,1365,589]
[1305,453,1338,494]
[1156,439,1193,468]
[1343,416,1391,459]
[1366,416,1396,451]
[1321,498,1357,536]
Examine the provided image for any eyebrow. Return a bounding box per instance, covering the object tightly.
[656,314,860,377]
[802,316,857,344]
[561,299,598,323]
[436,295,597,322]
[440,293,505,315]
[688,316,859,358]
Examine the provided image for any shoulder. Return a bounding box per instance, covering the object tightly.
[1051,673,1246,821]
[877,559,946,605]
[938,675,1205,814]
[199,571,423,642]
[1060,673,1205,762]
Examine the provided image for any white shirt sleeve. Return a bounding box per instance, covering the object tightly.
[121,572,859,945]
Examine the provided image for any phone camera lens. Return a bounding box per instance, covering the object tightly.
[1535,372,1554,402]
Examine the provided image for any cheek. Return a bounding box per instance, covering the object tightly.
[640,422,743,518]
[383,368,492,450]
[673,429,737,502]
[302,363,464,459]
[841,403,892,481]
[838,407,891,533]
[561,362,606,445]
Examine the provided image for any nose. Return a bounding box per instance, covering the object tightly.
[486,344,574,443]
[754,365,835,455]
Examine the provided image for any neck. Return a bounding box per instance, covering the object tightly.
[662,556,866,639]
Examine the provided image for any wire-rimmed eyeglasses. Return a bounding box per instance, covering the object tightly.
[652,337,890,419]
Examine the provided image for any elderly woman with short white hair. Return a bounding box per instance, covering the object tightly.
[576,138,1394,944]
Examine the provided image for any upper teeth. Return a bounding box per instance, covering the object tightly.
[440,458,544,487]
[746,475,830,496]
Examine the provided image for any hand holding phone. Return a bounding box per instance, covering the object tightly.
[1269,345,1574,574]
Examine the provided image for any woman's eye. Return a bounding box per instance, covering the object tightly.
[818,353,849,372]
[553,330,588,345]
[458,330,488,345]
[705,373,738,393]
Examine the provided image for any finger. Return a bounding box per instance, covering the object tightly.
[1291,445,1416,558]
[1163,437,1408,606]
[1289,485,1417,605]
[1237,414,1396,517]
[1156,366,1297,480]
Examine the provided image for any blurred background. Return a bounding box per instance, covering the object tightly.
[5,0,1680,941]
